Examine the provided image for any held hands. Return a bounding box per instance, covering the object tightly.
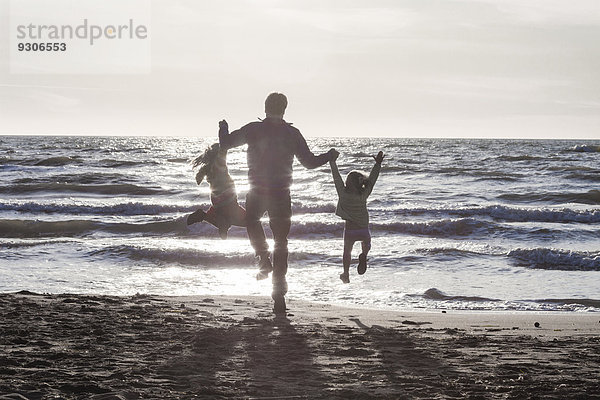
[373,151,385,164]
[328,148,340,162]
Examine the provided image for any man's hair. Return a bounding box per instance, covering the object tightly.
[265,92,288,116]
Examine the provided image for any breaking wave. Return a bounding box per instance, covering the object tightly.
[565,171,600,182]
[0,201,334,217]
[416,205,600,224]
[421,288,498,302]
[88,245,255,266]
[498,190,600,205]
[0,239,77,249]
[0,217,496,239]
[571,145,600,153]
[12,172,131,185]
[0,201,199,216]
[1,156,83,167]
[508,248,600,271]
[374,218,490,237]
[87,245,316,266]
[0,218,191,237]
[416,247,492,258]
[167,158,190,163]
[485,205,600,223]
[0,183,178,196]
[413,288,600,311]
[496,155,545,162]
[291,203,336,214]
[291,218,493,237]
[98,159,158,168]
[34,156,82,166]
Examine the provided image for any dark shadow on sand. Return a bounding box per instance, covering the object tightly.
[352,319,457,398]
[161,316,326,398]
[305,317,459,399]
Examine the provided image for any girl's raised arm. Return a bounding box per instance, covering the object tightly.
[364,151,384,197]
[329,152,344,195]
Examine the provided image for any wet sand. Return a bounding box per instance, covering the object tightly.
[0,291,599,399]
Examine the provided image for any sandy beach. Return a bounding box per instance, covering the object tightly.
[0,292,598,399]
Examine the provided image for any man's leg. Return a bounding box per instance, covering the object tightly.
[268,193,292,314]
[245,191,269,255]
[268,193,292,282]
[245,191,271,279]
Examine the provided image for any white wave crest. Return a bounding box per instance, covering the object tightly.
[463,205,600,223]
[88,244,316,266]
[0,201,200,216]
[571,145,600,153]
[395,205,600,223]
[376,218,489,237]
[508,248,600,271]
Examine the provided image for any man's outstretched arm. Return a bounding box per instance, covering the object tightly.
[219,120,248,150]
[295,132,335,169]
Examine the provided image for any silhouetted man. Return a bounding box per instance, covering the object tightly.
[219,93,336,314]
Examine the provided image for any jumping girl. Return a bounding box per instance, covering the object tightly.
[329,150,384,283]
[187,143,246,239]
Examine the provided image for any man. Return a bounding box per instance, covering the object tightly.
[219,92,337,314]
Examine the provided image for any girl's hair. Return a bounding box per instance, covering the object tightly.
[345,170,370,194]
[192,143,220,184]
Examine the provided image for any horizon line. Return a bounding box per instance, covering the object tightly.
[0,133,598,141]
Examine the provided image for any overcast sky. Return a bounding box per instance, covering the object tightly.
[1,0,599,138]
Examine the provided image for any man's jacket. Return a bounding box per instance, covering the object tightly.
[219,118,329,193]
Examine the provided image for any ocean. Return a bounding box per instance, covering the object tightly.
[1,135,599,312]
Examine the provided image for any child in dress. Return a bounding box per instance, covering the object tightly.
[330,150,384,283]
[187,143,246,239]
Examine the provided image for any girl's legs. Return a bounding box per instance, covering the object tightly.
[229,203,247,227]
[200,207,230,239]
[341,227,370,282]
[187,208,206,225]
[202,207,224,228]
[361,238,371,257]
[343,238,355,274]
[357,238,371,275]
[215,202,246,240]
[341,236,355,283]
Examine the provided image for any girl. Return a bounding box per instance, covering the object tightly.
[187,143,246,239]
[330,150,384,283]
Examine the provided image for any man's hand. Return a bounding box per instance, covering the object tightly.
[219,120,228,130]
[373,151,384,164]
[328,148,339,161]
